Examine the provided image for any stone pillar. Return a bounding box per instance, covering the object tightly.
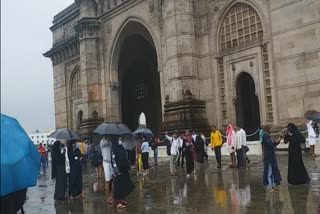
[75,0,103,138]
[162,0,209,132]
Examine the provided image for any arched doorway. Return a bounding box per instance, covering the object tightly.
[116,22,162,134]
[235,73,261,135]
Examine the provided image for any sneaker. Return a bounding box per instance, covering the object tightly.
[217,165,222,169]
[186,174,191,179]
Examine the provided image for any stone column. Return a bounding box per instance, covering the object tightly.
[75,0,103,137]
[162,0,209,132]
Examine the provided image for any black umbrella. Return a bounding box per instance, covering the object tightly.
[48,129,81,140]
[306,112,320,123]
[93,122,133,136]
[121,134,137,150]
[133,127,154,137]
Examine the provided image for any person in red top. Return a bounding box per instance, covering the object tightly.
[38,143,47,173]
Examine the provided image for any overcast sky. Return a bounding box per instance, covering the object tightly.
[1,0,74,132]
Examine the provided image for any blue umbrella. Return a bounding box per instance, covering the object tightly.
[0,114,40,196]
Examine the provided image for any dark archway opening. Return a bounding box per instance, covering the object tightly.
[119,34,162,135]
[236,73,261,139]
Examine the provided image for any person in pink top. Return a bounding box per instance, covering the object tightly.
[226,124,236,168]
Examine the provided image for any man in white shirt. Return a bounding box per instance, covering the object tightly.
[234,126,245,168]
[165,130,180,176]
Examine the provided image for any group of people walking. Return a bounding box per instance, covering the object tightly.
[49,118,317,210]
[51,137,134,209]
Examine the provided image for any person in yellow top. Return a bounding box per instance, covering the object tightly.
[210,126,223,168]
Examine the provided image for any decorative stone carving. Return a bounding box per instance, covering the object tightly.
[149,0,154,12]
[232,64,236,71]
[165,95,169,104]
[250,61,254,67]
[106,22,112,33]
[43,39,80,65]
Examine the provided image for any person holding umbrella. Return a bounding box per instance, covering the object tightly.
[111,137,134,209]
[68,140,83,199]
[141,137,150,176]
[1,114,40,213]
[100,136,114,204]
[51,141,68,202]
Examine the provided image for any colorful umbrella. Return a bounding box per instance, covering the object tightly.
[0,114,40,196]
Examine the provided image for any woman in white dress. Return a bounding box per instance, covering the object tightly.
[306,120,317,157]
[100,137,114,204]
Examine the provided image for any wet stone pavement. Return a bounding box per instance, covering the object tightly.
[24,156,320,214]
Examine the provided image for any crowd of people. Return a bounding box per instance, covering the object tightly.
[46,118,319,210]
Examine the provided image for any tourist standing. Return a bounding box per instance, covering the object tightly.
[100,137,114,204]
[152,136,160,165]
[306,120,317,157]
[234,126,245,168]
[201,133,209,161]
[136,136,143,175]
[82,141,89,170]
[194,132,205,164]
[261,125,281,192]
[165,130,180,176]
[38,143,47,173]
[177,133,185,167]
[51,141,67,202]
[44,144,49,166]
[210,126,223,168]
[226,124,236,168]
[141,138,150,176]
[91,143,103,179]
[284,123,310,185]
[68,141,83,199]
[183,129,195,178]
[111,138,134,209]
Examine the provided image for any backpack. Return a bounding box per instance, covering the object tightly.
[166,140,171,156]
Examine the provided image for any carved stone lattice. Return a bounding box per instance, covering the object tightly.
[262,44,273,121]
[218,58,227,123]
[220,3,263,50]
[71,70,82,100]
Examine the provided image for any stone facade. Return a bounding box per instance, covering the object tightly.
[44,0,320,136]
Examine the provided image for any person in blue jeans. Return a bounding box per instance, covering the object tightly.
[152,137,160,165]
[261,125,281,192]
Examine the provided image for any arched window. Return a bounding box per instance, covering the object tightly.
[77,110,83,129]
[220,3,263,50]
[71,71,81,100]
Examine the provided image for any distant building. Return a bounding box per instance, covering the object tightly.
[28,129,55,146]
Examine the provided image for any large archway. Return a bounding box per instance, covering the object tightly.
[115,22,162,135]
[235,73,261,135]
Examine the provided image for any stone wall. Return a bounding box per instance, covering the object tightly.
[270,0,320,126]
[45,0,320,136]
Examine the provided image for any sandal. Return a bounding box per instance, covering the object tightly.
[107,199,113,204]
[116,203,127,209]
[121,201,128,205]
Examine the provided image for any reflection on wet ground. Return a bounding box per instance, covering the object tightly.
[24,156,320,214]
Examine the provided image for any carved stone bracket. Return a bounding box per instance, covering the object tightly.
[44,36,80,65]
[75,18,101,34]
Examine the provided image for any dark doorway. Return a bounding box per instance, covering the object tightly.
[119,35,162,135]
[235,73,261,137]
